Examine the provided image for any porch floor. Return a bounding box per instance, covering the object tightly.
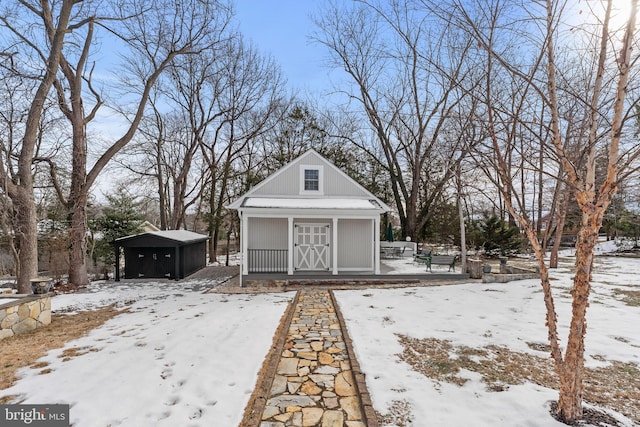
[243,256,469,284]
[242,272,468,281]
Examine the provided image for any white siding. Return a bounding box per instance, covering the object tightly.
[248,218,287,249]
[252,152,370,198]
[323,165,368,197]
[337,219,373,270]
[254,164,301,195]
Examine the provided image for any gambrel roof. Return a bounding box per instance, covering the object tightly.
[228,149,391,212]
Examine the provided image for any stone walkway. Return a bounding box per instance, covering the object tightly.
[259,289,374,427]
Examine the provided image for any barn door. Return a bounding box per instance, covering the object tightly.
[138,248,173,278]
[155,248,174,279]
[294,223,330,271]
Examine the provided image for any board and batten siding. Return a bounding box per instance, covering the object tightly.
[248,218,288,249]
[337,219,373,270]
[252,152,368,197]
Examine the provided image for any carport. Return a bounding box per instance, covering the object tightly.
[114,230,209,281]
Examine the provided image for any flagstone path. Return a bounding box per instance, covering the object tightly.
[257,289,377,427]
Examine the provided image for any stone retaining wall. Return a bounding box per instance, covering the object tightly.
[482,272,539,283]
[0,294,51,340]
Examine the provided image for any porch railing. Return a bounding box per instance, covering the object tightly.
[248,249,288,273]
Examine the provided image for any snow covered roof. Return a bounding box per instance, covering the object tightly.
[115,230,209,245]
[241,197,384,210]
[148,230,209,242]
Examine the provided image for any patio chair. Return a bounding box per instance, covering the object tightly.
[392,247,404,258]
[380,247,393,259]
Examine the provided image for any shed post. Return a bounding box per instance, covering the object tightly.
[115,244,120,281]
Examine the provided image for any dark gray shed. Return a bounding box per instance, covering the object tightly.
[114,230,209,281]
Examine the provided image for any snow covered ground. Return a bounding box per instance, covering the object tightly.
[1,244,638,426]
[335,251,640,426]
[1,279,293,426]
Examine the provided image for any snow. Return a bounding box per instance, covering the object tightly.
[1,279,293,426]
[334,252,640,426]
[146,230,209,242]
[1,244,638,426]
[382,256,443,274]
[243,197,381,210]
[116,229,208,243]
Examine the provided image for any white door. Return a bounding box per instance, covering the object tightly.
[294,223,330,271]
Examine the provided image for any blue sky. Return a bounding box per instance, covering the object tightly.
[233,1,339,98]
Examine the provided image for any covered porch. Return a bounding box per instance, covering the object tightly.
[240,208,383,277]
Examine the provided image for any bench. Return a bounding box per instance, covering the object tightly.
[425,255,456,272]
[414,250,432,265]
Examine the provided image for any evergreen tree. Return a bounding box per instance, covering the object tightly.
[480,214,522,256]
[91,189,144,267]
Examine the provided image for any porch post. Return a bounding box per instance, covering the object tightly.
[287,217,294,275]
[332,217,338,275]
[374,216,381,274]
[242,213,249,276]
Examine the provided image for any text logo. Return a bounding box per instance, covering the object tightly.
[1,405,69,426]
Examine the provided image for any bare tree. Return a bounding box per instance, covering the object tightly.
[0,0,77,293]
[199,35,286,261]
[121,98,211,231]
[0,0,232,289]
[46,0,231,286]
[314,0,480,241]
[450,0,639,422]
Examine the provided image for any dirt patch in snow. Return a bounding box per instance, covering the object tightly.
[397,334,640,425]
[0,305,124,402]
[613,288,640,306]
[376,399,414,427]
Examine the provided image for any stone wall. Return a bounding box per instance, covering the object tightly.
[482,272,540,283]
[0,294,51,340]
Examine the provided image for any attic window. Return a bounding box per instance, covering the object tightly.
[300,165,323,194]
[304,169,319,191]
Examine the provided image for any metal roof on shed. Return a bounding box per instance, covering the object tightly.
[115,230,209,246]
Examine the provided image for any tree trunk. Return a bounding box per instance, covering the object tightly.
[14,188,38,294]
[67,192,89,286]
[5,0,76,293]
[542,179,560,254]
[457,167,467,273]
[225,222,231,266]
[156,140,168,230]
[404,196,418,242]
[550,185,570,268]
[65,70,90,286]
[208,176,217,264]
[536,139,545,235]
[556,219,599,421]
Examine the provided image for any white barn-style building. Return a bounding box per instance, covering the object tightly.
[228,150,391,282]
